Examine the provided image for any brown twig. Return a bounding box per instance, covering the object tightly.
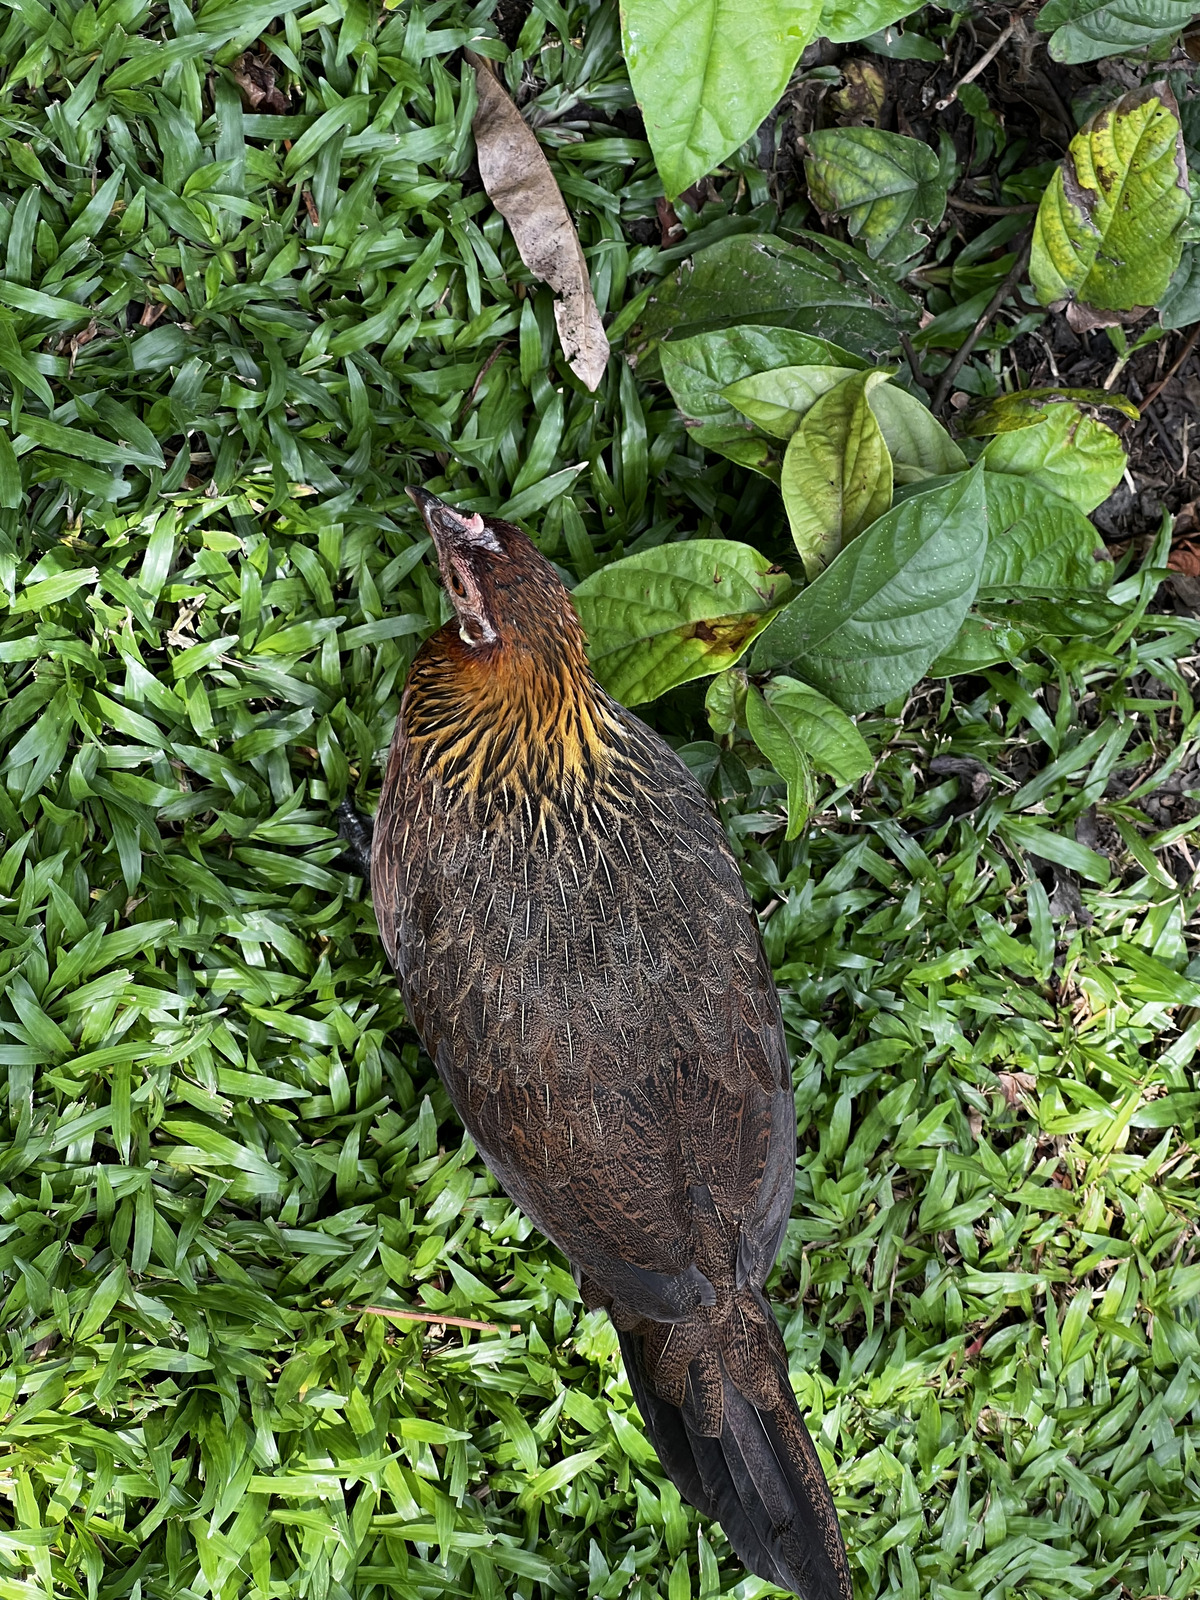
[354,1305,518,1333]
[1139,323,1200,415]
[947,198,1038,215]
[462,340,508,411]
[933,14,1020,110]
[932,229,1033,415]
[899,331,933,394]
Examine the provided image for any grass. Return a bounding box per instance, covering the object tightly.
[1,2,1200,1598]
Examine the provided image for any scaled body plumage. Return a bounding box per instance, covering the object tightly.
[363,488,851,1600]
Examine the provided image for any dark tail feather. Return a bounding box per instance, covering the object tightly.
[618,1328,850,1600]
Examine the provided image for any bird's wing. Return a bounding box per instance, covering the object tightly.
[385,713,795,1320]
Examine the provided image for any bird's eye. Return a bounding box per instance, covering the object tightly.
[447,569,467,599]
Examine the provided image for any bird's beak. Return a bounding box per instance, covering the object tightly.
[407,486,494,552]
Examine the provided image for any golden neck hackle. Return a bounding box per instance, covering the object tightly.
[401,609,621,817]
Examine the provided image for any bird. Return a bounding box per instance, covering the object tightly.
[342,485,852,1600]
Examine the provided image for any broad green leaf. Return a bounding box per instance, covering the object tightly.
[631,235,904,372]
[818,0,924,42]
[803,127,948,263]
[929,615,1030,675]
[745,683,815,839]
[1160,243,1200,331]
[660,327,869,431]
[574,539,791,705]
[722,365,861,438]
[1037,0,1198,62]
[622,0,823,199]
[752,466,987,712]
[1030,86,1189,313]
[660,328,869,475]
[781,370,894,578]
[980,474,1110,595]
[961,386,1139,435]
[758,676,873,785]
[982,403,1125,514]
[865,384,968,481]
[704,669,748,742]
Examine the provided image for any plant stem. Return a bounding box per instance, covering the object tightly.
[932,229,1034,415]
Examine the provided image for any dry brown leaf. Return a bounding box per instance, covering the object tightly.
[230,49,290,115]
[1168,538,1200,576]
[997,1070,1037,1108]
[468,52,608,392]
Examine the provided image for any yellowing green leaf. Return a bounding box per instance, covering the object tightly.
[1030,85,1189,314]
[574,539,791,706]
[982,403,1125,514]
[781,370,894,578]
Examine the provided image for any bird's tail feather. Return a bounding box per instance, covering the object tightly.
[618,1322,850,1600]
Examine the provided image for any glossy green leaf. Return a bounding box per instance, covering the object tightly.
[758,676,873,785]
[745,683,815,839]
[818,0,924,42]
[1160,243,1200,331]
[781,370,894,578]
[1037,0,1199,62]
[752,466,987,711]
[622,0,822,198]
[980,473,1111,596]
[982,403,1126,514]
[631,234,905,372]
[573,539,791,705]
[804,127,948,263]
[1030,86,1189,313]
[722,364,861,438]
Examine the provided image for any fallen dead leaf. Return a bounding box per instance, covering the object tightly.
[831,59,887,126]
[997,1070,1037,1109]
[230,48,290,115]
[1169,538,1200,576]
[1062,299,1150,336]
[467,52,608,392]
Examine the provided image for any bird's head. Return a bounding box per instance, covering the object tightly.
[407,487,578,658]
[403,487,618,803]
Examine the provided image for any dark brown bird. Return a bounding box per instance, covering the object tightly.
[346,486,852,1600]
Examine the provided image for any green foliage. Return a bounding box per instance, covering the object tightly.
[1037,0,1200,62]
[621,0,821,198]
[752,466,988,710]
[803,127,949,264]
[2,5,1200,1600]
[980,402,1127,514]
[572,540,790,705]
